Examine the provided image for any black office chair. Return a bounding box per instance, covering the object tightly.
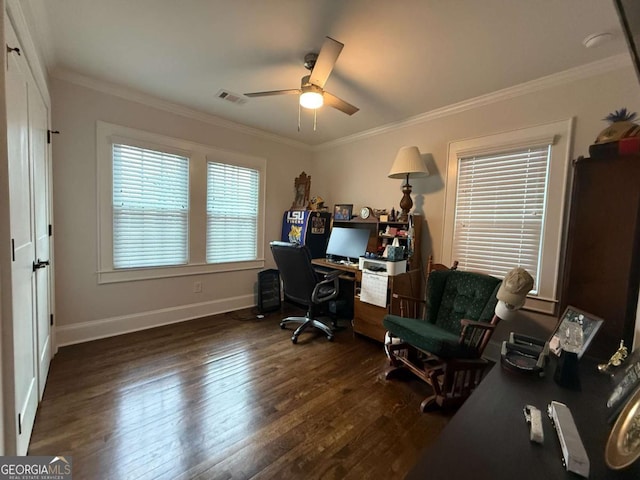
[270,241,340,344]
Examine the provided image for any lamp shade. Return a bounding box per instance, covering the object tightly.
[388,146,429,179]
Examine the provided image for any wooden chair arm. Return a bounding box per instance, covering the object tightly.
[460,319,496,332]
[459,319,496,355]
[391,293,425,303]
[391,293,426,318]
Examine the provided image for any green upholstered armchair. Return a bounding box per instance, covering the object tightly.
[383,268,502,411]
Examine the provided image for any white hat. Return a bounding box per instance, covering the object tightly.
[497,267,534,308]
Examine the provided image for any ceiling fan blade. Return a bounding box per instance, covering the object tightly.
[309,36,343,89]
[244,89,300,97]
[324,92,359,116]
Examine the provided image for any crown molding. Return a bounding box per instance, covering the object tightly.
[49,52,630,153]
[50,68,312,151]
[314,54,631,151]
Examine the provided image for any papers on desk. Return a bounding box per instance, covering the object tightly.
[360,270,388,307]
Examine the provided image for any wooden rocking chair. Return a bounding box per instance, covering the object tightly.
[383,265,502,411]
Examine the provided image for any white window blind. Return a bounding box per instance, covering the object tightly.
[452,145,551,293]
[112,143,189,268]
[207,161,259,263]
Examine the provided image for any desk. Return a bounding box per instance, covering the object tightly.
[353,268,421,341]
[311,258,359,280]
[407,359,640,479]
[311,259,422,341]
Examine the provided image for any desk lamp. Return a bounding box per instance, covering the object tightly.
[388,146,429,222]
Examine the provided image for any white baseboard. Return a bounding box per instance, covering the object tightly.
[55,294,255,346]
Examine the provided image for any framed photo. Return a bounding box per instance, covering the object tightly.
[333,204,353,221]
[549,306,604,359]
[606,348,640,422]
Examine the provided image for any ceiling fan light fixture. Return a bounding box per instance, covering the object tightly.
[245,37,357,117]
[300,91,324,109]
[299,84,324,109]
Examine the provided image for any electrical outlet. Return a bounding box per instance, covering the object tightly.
[193,281,202,293]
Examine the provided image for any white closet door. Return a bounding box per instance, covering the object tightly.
[6,17,38,455]
[30,81,52,399]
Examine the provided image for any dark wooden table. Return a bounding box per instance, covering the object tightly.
[406,357,640,479]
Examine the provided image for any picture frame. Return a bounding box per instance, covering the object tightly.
[291,171,311,210]
[606,348,640,422]
[333,204,353,221]
[549,306,604,359]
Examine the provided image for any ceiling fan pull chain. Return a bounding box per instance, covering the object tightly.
[314,109,317,131]
[298,103,301,132]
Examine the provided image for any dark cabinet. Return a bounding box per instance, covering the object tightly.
[560,154,640,359]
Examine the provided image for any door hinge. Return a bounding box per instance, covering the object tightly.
[11,239,15,261]
[50,314,54,326]
[47,129,60,144]
[18,413,22,435]
[48,224,53,236]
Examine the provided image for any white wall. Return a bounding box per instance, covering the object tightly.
[312,65,640,345]
[51,77,313,344]
[50,62,640,351]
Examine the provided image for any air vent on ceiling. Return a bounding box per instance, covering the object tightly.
[216,89,247,105]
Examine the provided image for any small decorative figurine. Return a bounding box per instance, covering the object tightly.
[598,340,629,374]
[595,108,640,144]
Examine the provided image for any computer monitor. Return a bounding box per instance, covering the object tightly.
[325,227,370,263]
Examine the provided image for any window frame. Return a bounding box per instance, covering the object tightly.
[442,119,574,314]
[97,121,266,284]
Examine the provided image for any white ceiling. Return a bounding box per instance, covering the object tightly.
[23,0,630,146]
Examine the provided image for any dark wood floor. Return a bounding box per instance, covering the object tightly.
[29,306,451,479]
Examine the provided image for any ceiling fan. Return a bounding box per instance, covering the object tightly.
[244,37,359,129]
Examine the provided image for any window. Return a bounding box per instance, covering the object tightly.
[207,162,259,263]
[112,144,189,268]
[97,121,266,283]
[452,145,549,292]
[443,119,573,314]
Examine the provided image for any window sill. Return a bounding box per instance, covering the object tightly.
[523,296,557,315]
[97,259,265,284]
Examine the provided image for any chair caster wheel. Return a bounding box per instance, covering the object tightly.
[280,323,286,329]
[291,336,298,344]
[327,335,334,342]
